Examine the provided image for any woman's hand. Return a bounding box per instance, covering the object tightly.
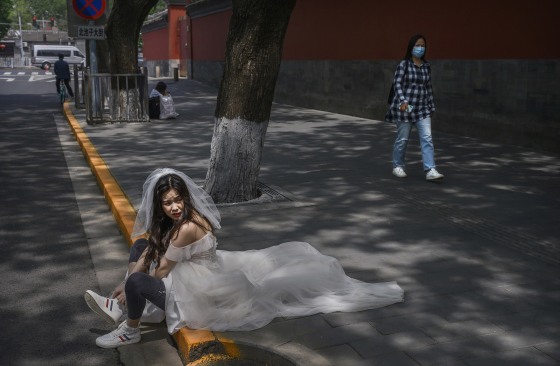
[399,102,409,112]
[112,282,126,306]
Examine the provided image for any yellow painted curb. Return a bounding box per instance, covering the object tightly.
[62,102,238,364]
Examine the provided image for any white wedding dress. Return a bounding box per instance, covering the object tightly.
[159,233,404,334]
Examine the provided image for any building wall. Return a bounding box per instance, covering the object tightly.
[282,1,557,60]
[142,4,186,77]
[167,5,185,61]
[143,28,168,61]
[186,0,559,151]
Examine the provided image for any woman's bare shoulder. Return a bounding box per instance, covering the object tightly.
[172,222,201,248]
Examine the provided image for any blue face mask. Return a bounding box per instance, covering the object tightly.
[412,46,425,58]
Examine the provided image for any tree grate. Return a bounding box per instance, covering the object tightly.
[257,182,293,201]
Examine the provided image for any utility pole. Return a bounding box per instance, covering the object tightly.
[18,12,23,58]
[12,4,24,59]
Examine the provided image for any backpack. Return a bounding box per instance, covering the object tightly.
[148,96,160,119]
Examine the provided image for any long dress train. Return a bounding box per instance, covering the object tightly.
[160,233,404,333]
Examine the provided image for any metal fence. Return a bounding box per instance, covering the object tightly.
[0,56,32,68]
[84,71,149,124]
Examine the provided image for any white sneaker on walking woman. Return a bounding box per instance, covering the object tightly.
[426,168,444,180]
[392,167,408,178]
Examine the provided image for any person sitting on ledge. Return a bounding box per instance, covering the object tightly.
[85,168,404,348]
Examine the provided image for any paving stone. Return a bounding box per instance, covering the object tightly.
[317,344,372,366]
[322,307,401,328]
[536,342,560,363]
[486,308,560,331]
[351,330,435,358]
[293,322,378,350]
[406,325,560,366]
[462,346,560,366]
[222,314,333,347]
[366,352,423,366]
[372,312,449,335]
[420,318,503,343]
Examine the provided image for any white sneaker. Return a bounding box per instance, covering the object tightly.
[84,290,125,325]
[426,168,444,180]
[96,320,141,348]
[392,167,407,178]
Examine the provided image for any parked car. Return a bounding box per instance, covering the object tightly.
[31,45,86,70]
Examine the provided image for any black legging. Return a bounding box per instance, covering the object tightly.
[125,239,166,320]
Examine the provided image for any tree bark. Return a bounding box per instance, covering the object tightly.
[104,0,159,121]
[106,0,158,74]
[205,0,296,203]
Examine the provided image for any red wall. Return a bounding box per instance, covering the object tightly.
[188,0,558,62]
[143,28,168,61]
[191,10,231,61]
[142,5,186,61]
[283,0,558,60]
[168,6,184,59]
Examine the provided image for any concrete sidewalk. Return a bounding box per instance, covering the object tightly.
[66,78,560,366]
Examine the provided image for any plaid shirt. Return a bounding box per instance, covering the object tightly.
[385,59,435,123]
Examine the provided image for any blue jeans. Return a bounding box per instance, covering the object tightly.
[393,117,436,171]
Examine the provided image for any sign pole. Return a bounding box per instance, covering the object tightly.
[69,0,107,120]
[18,13,24,59]
[88,21,102,117]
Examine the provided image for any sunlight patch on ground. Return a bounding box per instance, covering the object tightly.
[487,184,538,195]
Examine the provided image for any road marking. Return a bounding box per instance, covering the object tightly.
[0,77,15,82]
[32,72,39,75]
[28,75,54,82]
[18,72,25,75]
[3,72,12,75]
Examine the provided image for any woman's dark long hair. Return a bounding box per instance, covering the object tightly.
[144,174,212,268]
[155,81,167,94]
[404,34,427,62]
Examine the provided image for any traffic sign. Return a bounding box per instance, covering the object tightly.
[72,0,106,20]
[77,25,106,39]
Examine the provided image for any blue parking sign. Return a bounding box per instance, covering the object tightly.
[72,0,106,20]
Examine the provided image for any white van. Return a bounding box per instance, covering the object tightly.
[31,45,86,70]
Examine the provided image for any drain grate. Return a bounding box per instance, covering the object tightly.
[257,182,292,202]
[215,181,312,212]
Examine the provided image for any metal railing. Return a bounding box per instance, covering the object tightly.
[0,56,32,68]
[84,70,149,124]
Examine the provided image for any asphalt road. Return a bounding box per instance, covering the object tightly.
[0,69,121,365]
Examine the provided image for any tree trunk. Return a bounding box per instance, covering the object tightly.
[104,0,158,121]
[106,0,158,74]
[205,0,296,203]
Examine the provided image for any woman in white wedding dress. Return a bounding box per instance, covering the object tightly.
[86,168,404,348]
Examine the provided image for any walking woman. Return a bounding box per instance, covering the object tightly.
[386,34,444,180]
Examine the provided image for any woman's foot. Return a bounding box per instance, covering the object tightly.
[426,168,444,180]
[392,167,408,178]
[84,290,125,325]
[96,321,141,348]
